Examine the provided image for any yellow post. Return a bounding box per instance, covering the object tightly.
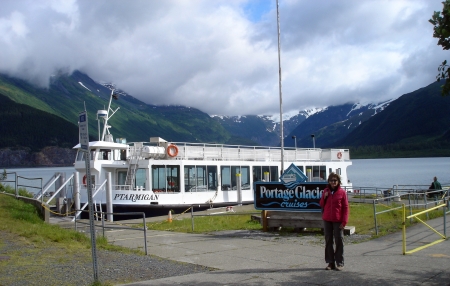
[168,210,172,223]
[402,204,406,255]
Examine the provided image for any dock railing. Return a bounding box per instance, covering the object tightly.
[168,142,349,162]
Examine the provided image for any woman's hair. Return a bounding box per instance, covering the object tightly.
[327,172,341,189]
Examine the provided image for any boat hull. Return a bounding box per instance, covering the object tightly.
[77,200,254,220]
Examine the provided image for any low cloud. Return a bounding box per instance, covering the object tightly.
[0,0,447,116]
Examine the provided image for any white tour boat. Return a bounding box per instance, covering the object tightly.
[73,91,352,217]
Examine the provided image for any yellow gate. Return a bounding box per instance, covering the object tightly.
[402,203,447,255]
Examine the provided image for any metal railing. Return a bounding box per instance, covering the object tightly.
[157,141,351,162]
[0,172,18,196]
[74,210,148,255]
[372,190,449,235]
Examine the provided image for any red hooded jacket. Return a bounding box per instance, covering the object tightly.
[319,187,349,227]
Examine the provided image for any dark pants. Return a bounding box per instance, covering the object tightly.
[323,220,344,266]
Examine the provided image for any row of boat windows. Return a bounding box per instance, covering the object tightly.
[76,149,126,161]
[115,165,335,192]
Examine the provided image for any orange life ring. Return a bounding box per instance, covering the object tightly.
[337,152,343,159]
[167,144,179,157]
[82,174,87,187]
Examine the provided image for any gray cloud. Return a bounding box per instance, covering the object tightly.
[0,0,447,116]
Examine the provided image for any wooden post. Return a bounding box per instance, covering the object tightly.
[262,210,268,231]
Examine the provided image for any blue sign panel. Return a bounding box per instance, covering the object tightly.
[254,181,328,212]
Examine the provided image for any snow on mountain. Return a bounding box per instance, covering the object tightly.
[346,103,363,117]
[369,99,394,115]
[78,81,91,91]
[269,108,323,122]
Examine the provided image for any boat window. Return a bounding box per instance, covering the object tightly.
[98,149,112,160]
[117,170,127,187]
[77,150,95,161]
[120,149,127,160]
[270,166,278,181]
[208,166,218,191]
[252,166,279,182]
[152,165,166,192]
[184,165,216,192]
[253,166,262,182]
[135,169,146,189]
[231,166,240,189]
[305,165,326,182]
[221,166,231,190]
[262,166,270,179]
[90,149,95,160]
[240,166,250,190]
[185,165,196,191]
[221,166,250,190]
[166,166,179,192]
[152,165,180,193]
[296,165,304,172]
[76,151,85,161]
[196,166,207,191]
[112,149,124,161]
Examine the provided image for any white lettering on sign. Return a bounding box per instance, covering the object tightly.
[113,194,159,202]
[259,186,323,200]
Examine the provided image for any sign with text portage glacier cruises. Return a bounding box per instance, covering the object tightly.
[254,181,328,212]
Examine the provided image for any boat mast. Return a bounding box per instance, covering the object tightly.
[101,89,120,141]
[277,0,284,173]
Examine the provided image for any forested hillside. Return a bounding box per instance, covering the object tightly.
[337,81,450,158]
[0,72,238,145]
[0,94,80,151]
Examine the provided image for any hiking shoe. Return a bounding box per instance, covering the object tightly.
[335,265,344,271]
[325,263,335,270]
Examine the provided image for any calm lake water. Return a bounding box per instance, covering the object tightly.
[348,157,450,188]
[2,157,449,192]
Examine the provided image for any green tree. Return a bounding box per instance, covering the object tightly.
[430,0,450,96]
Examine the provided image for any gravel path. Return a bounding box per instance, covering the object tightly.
[0,231,214,286]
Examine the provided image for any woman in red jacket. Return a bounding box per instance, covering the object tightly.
[319,173,349,271]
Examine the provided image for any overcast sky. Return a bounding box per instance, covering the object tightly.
[0,0,447,117]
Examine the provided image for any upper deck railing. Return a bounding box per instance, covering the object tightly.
[163,142,350,162]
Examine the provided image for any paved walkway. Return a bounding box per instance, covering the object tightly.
[51,208,450,286]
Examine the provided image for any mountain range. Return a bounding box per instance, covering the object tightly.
[0,70,449,167]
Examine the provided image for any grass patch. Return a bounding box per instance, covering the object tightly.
[0,193,142,286]
[146,213,262,233]
[0,182,34,198]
